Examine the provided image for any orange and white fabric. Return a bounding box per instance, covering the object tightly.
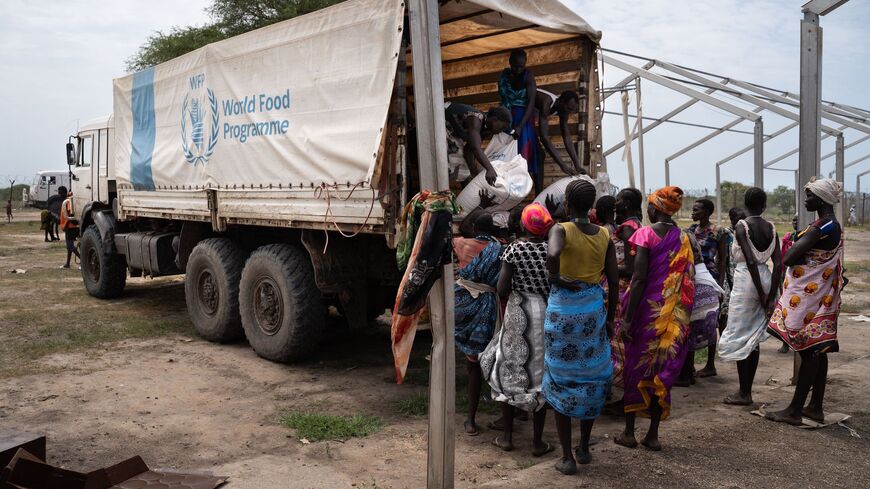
[768,240,843,355]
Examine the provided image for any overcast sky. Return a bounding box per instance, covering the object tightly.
[1,0,867,192]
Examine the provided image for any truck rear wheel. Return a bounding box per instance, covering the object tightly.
[185,238,246,343]
[80,226,127,299]
[239,244,324,362]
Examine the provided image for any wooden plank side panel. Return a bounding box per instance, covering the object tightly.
[406,38,591,188]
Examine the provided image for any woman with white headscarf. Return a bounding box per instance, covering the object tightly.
[766,177,844,426]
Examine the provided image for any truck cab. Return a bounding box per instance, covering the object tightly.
[67,116,115,214]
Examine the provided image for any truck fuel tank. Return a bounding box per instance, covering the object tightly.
[115,232,181,277]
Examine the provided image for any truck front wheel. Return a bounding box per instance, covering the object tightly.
[239,244,324,362]
[80,226,127,299]
[185,238,246,343]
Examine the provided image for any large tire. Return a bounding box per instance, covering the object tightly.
[184,238,246,343]
[80,226,127,299]
[239,244,325,362]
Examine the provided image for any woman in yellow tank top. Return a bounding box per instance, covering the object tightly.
[543,180,618,475]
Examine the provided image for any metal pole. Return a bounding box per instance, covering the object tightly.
[716,164,722,225]
[795,170,801,215]
[798,10,822,228]
[665,159,670,187]
[835,134,845,221]
[407,2,455,487]
[636,77,647,201]
[754,119,765,188]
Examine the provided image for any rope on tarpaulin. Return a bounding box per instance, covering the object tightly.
[313,181,377,254]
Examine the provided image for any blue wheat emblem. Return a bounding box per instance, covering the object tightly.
[189,98,204,151]
[181,88,219,166]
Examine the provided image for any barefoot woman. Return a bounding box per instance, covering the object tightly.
[543,180,618,474]
[766,178,844,425]
[454,213,504,435]
[718,188,782,405]
[616,187,695,451]
[480,203,555,456]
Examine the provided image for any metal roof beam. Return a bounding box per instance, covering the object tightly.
[728,79,870,135]
[602,55,761,121]
[654,60,841,135]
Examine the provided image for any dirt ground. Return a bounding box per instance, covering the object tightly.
[1,210,870,488]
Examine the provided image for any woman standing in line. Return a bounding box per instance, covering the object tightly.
[609,188,643,389]
[687,198,728,379]
[615,187,695,452]
[766,178,844,425]
[718,188,782,405]
[719,207,748,341]
[543,180,618,474]
[453,213,504,436]
[678,237,725,386]
[481,203,555,456]
[499,48,541,192]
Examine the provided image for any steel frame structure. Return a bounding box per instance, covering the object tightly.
[599,48,870,224]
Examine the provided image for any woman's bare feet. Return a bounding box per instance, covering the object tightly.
[613,432,638,449]
[764,408,803,426]
[464,419,480,436]
[641,435,662,451]
[696,366,717,378]
[802,406,824,423]
[532,442,555,457]
[723,392,753,406]
[492,435,513,452]
[573,447,592,465]
[554,458,577,475]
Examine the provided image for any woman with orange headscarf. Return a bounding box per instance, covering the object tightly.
[480,203,555,456]
[615,186,695,452]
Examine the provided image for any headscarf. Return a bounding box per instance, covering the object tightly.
[648,186,684,216]
[805,176,842,205]
[521,203,554,237]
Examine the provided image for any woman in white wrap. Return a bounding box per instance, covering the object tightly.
[719,187,782,405]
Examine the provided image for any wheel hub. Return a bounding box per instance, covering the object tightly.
[198,270,219,315]
[86,247,100,281]
[254,277,283,335]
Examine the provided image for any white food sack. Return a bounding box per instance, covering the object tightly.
[533,174,596,207]
[455,152,533,216]
[484,132,519,162]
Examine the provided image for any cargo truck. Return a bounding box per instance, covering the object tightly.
[67,0,603,362]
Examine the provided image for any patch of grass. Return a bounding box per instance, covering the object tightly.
[845,260,870,274]
[842,301,870,314]
[282,411,383,441]
[394,392,428,417]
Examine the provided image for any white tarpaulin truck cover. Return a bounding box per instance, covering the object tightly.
[113,0,405,191]
[110,0,599,230]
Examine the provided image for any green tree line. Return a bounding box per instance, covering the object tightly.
[127,0,345,72]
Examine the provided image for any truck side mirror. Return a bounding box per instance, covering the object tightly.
[66,142,76,167]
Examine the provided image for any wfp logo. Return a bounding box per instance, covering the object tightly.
[181,74,219,165]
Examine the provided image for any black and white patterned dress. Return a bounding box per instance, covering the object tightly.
[480,240,549,412]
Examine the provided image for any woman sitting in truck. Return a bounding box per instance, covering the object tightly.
[445,102,511,187]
